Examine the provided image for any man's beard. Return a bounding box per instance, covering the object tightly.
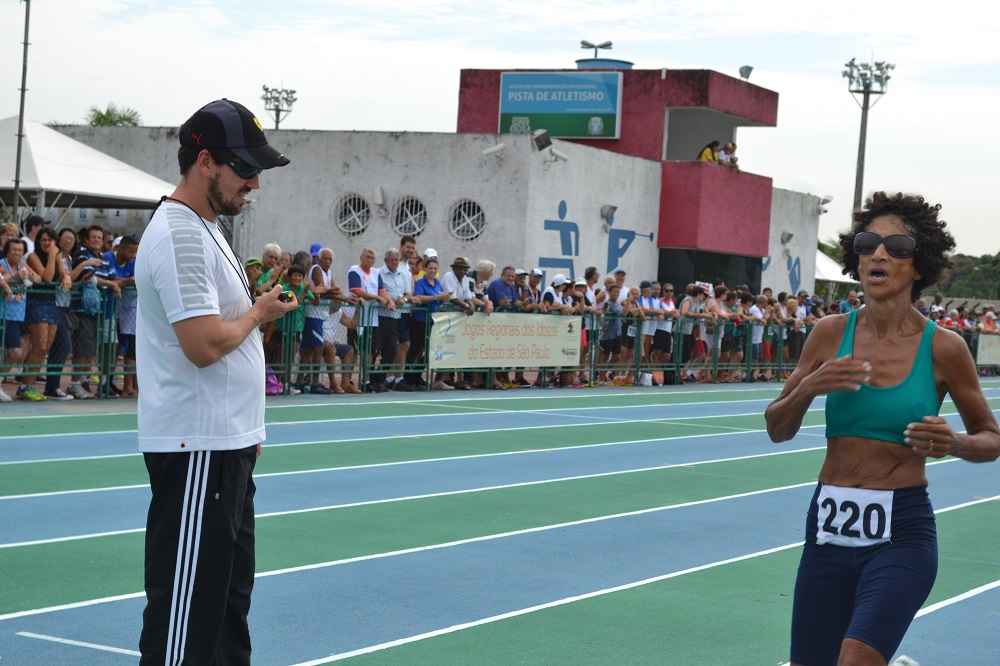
[208,174,249,217]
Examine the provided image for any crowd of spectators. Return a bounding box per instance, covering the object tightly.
[3,218,999,401]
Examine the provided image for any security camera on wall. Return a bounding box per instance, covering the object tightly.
[549,148,569,163]
[532,129,552,151]
[373,186,388,217]
[482,143,505,157]
[820,195,834,204]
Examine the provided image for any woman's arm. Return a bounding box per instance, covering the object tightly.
[765,316,870,443]
[28,252,57,282]
[906,330,1000,462]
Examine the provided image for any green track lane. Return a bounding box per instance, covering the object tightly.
[0,449,827,615]
[339,501,1000,665]
[2,411,827,497]
[0,388,789,436]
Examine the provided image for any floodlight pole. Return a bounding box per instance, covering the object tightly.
[852,84,871,214]
[12,0,32,226]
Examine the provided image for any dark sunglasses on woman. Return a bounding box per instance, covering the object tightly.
[852,231,916,259]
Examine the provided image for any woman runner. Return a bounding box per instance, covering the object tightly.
[765,192,1000,666]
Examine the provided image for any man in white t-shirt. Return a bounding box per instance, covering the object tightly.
[135,99,295,666]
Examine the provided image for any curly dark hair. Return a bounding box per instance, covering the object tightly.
[839,191,955,302]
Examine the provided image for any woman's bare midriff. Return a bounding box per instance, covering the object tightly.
[819,437,927,489]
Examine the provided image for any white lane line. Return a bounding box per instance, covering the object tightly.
[0,395,785,441]
[0,444,830,549]
[0,405,817,467]
[2,472,993,626]
[915,578,1000,618]
[15,630,141,657]
[0,385,785,422]
[287,546,811,665]
[285,489,1000,666]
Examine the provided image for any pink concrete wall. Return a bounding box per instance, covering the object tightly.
[659,162,772,257]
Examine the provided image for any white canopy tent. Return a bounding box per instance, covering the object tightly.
[0,116,174,214]
[815,249,857,284]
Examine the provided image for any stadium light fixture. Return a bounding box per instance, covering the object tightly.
[843,58,895,213]
[580,40,613,59]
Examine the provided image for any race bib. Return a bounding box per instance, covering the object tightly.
[627,325,637,337]
[816,485,892,547]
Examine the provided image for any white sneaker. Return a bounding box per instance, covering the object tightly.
[432,380,455,390]
[891,657,920,666]
[0,387,11,403]
[68,383,93,400]
[45,389,74,401]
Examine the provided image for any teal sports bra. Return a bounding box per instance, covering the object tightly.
[825,308,941,446]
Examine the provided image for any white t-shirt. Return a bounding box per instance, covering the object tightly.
[305,265,332,321]
[659,299,675,332]
[441,271,476,300]
[749,305,765,344]
[135,200,265,453]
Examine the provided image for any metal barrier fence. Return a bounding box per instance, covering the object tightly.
[3,290,999,399]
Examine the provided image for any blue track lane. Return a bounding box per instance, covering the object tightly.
[1,446,997,664]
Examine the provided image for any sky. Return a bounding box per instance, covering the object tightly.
[2,0,999,254]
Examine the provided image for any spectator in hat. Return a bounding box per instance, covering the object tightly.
[243,258,264,296]
[279,264,318,392]
[520,269,544,312]
[542,274,574,314]
[441,256,491,315]
[309,242,322,266]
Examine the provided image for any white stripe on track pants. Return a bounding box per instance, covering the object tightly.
[139,445,257,666]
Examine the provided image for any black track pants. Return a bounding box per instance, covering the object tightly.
[139,445,257,666]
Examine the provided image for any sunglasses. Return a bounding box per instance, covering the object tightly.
[853,231,916,259]
[211,151,261,180]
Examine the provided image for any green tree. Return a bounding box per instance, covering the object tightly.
[817,238,844,264]
[86,103,141,127]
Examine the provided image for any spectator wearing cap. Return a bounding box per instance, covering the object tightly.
[243,258,264,296]
[519,269,544,312]
[278,265,318,393]
[441,256,491,315]
[309,242,322,266]
[542,274,573,314]
[514,269,528,300]
[106,234,140,396]
[21,215,47,255]
[373,248,411,391]
[300,247,339,395]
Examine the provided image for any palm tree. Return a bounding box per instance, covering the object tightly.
[86,103,142,127]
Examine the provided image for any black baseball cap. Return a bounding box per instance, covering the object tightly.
[179,99,290,172]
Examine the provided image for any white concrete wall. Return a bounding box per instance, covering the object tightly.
[54,126,661,284]
[663,108,740,161]
[525,139,662,281]
[762,187,821,296]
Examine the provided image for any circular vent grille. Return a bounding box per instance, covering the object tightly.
[448,200,486,241]
[391,196,428,237]
[332,193,371,237]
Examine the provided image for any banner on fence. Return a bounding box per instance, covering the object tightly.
[977,333,1000,365]
[429,312,583,369]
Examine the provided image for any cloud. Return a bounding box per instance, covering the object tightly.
[1,0,998,254]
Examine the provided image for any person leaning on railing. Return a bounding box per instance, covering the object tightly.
[0,239,37,402]
[405,256,452,391]
[18,228,68,401]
